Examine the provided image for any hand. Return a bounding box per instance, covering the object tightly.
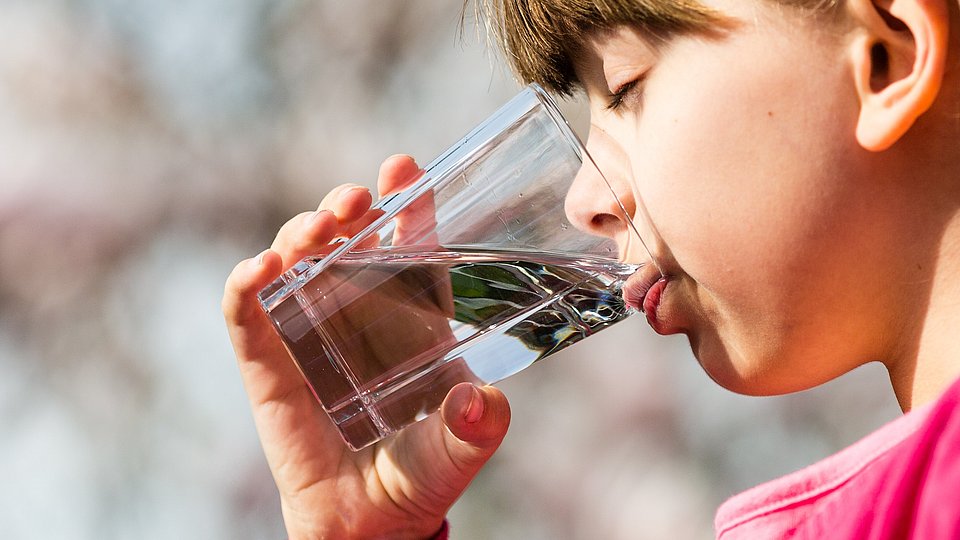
[222,155,512,539]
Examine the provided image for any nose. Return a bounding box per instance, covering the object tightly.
[564,124,641,259]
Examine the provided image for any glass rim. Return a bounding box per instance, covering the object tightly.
[528,83,586,163]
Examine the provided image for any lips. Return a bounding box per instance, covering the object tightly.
[643,277,667,327]
[623,267,674,335]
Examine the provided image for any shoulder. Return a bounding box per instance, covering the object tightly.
[835,375,960,539]
[885,375,960,537]
[895,374,960,480]
[715,376,960,540]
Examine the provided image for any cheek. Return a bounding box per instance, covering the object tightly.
[631,37,856,298]
[623,36,896,392]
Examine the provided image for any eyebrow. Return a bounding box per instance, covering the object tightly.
[568,26,663,88]
[475,0,731,96]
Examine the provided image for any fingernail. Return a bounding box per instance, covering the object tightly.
[463,386,484,424]
[338,185,366,204]
[255,249,269,265]
[310,209,330,224]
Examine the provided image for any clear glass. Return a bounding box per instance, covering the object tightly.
[259,84,641,450]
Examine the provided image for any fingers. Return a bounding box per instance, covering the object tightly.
[222,249,307,405]
[393,192,438,247]
[377,154,422,197]
[269,184,376,270]
[439,383,511,471]
[269,210,340,270]
[376,154,438,246]
[318,183,374,224]
[269,155,427,268]
[223,249,282,331]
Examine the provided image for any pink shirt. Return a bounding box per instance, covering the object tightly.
[715,376,960,539]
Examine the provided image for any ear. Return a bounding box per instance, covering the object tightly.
[849,0,948,151]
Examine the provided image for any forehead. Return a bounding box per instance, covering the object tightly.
[570,26,662,84]
[563,0,750,94]
[566,0,821,91]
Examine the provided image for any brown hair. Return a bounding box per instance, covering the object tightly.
[474,0,839,96]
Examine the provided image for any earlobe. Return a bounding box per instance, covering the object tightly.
[850,0,948,151]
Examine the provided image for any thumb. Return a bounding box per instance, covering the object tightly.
[439,383,511,472]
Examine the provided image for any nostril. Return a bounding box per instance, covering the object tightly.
[591,213,622,234]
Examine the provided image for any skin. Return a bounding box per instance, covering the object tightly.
[567,0,960,407]
[223,156,511,539]
[222,0,960,536]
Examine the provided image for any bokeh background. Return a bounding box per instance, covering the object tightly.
[0,0,903,538]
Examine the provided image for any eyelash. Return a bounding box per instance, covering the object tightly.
[606,77,645,112]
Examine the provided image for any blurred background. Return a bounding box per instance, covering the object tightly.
[0,0,902,538]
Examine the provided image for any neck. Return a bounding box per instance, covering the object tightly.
[888,211,960,412]
[879,79,960,412]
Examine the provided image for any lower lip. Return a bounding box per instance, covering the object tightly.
[643,277,668,332]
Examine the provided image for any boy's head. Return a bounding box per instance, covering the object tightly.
[481,0,958,403]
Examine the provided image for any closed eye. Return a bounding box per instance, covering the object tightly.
[605,77,645,112]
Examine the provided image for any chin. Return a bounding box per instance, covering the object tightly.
[698,359,771,396]
[689,334,816,397]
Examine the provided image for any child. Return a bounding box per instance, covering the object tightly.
[222,0,960,537]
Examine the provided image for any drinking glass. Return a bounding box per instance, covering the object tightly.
[259,84,642,450]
